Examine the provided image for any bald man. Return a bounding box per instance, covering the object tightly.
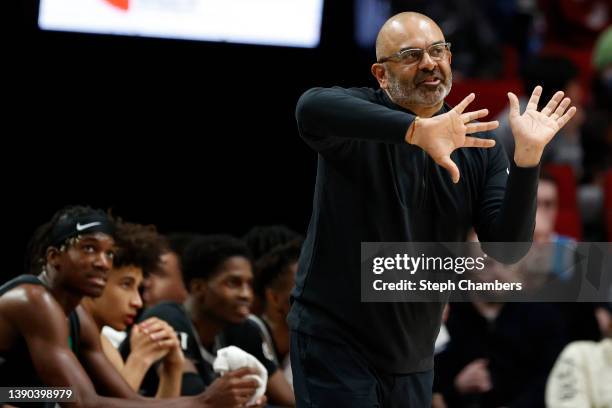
[288,12,577,408]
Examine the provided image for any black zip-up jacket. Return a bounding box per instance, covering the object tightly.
[288,87,539,373]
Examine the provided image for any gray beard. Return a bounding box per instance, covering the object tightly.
[387,71,452,109]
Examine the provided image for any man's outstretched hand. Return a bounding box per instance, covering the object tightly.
[408,93,498,184]
[508,85,576,167]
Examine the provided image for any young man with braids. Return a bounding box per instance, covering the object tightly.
[0,206,265,408]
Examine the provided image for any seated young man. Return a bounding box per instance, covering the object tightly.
[81,220,184,398]
[251,239,302,387]
[122,234,295,406]
[0,206,264,408]
[141,233,191,308]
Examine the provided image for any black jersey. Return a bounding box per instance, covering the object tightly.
[0,275,81,408]
[120,301,278,396]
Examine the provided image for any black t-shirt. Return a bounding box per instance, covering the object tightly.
[288,87,540,374]
[0,275,81,408]
[120,301,278,396]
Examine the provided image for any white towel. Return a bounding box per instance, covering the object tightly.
[101,325,127,348]
[213,345,268,406]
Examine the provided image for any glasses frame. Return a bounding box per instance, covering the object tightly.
[377,42,452,65]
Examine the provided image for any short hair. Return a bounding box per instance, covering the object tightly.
[165,232,200,258]
[254,239,302,299]
[24,205,113,274]
[243,225,302,261]
[181,235,252,287]
[113,220,164,275]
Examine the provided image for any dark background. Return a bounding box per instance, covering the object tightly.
[5,0,376,278]
[4,0,609,278]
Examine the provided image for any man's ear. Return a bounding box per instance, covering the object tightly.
[189,278,208,299]
[265,288,277,309]
[46,247,62,270]
[371,63,388,89]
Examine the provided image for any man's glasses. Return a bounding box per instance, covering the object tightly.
[377,42,451,65]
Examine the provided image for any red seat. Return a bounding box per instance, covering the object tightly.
[544,164,582,240]
[446,78,523,119]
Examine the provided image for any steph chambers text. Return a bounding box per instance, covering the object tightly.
[372,279,523,292]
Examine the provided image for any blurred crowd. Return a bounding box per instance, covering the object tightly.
[354,1,612,406]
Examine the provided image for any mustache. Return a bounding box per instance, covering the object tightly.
[414,70,444,84]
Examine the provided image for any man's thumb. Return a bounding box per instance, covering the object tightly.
[438,156,460,184]
[507,92,520,118]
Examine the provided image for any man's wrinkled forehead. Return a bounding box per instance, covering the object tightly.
[399,20,444,48]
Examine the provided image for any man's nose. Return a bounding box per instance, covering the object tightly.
[238,283,253,301]
[418,51,436,71]
[93,252,111,270]
[131,293,144,309]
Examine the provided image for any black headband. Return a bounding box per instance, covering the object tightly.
[49,210,115,248]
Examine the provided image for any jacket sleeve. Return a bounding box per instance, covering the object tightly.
[474,136,539,263]
[295,87,415,157]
